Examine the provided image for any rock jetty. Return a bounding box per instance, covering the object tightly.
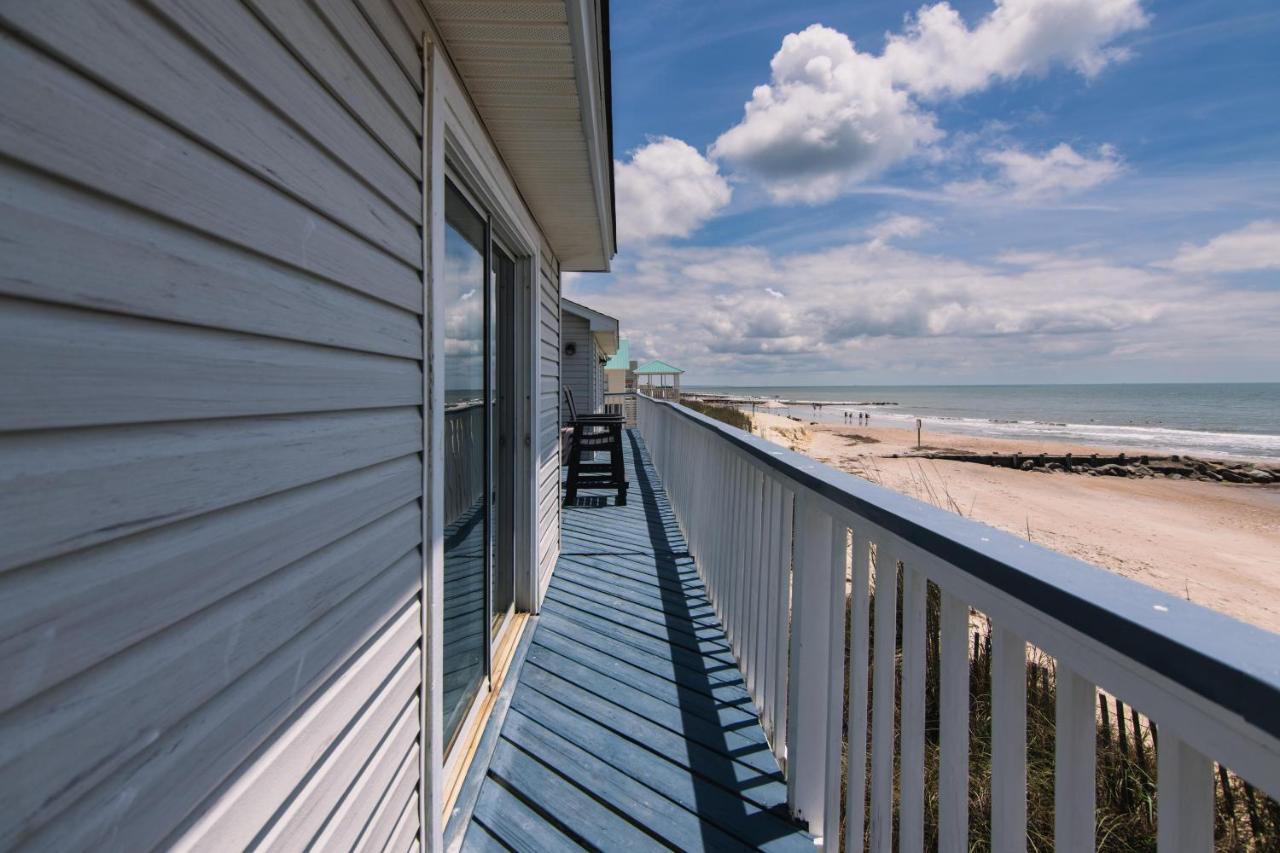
[901,451,1279,483]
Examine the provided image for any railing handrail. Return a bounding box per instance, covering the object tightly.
[639,392,1280,742]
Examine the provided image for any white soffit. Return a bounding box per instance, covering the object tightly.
[426,0,615,271]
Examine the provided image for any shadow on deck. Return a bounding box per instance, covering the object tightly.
[458,430,813,851]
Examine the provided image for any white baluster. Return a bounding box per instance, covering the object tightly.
[823,523,849,851]
[991,625,1027,853]
[870,541,898,853]
[786,495,836,828]
[744,467,764,692]
[723,456,741,644]
[900,565,927,852]
[753,474,774,713]
[737,460,754,653]
[747,468,762,701]
[759,475,777,739]
[771,487,793,766]
[846,531,872,853]
[1054,667,1096,852]
[938,591,970,853]
[1157,732,1213,851]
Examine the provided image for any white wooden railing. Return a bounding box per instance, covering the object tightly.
[636,393,1280,851]
[603,391,636,426]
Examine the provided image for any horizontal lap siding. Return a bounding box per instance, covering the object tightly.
[0,2,427,850]
[560,312,592,423]
[538,250,562,604]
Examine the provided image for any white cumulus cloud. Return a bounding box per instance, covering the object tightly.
[882,0,1149,98]
[868,214,933,245]
[709,24,940,203]
[946,143,1123,201]
[1162,220,1280,274]
[710,0,1148,202]
[615,136,732,243]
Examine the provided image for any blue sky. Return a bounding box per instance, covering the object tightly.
[565,0,1280,385]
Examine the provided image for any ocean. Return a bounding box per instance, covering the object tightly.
[686,383,1280,460]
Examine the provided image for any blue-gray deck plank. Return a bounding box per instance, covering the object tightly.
[461,431,812,851]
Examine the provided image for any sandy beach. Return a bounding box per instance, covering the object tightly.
[749,411,1280,633]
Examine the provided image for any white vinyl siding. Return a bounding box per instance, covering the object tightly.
[0,3,427,849]
[561,311,593,424]
[537,248,563,602]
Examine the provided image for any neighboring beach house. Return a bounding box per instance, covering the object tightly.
[559,298,619,421]
[3,1,1279,850]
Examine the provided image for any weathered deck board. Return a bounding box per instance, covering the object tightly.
[461,431,812,851]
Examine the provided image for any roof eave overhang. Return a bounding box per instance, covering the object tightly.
[562,298,619,354]
[563,0,616,271]
[423,1,616,273]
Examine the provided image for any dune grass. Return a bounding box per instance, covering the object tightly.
[680,399,754,432]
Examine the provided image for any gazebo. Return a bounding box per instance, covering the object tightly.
[633,359,684,400]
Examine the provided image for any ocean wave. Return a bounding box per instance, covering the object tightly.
[872,410,1280,459]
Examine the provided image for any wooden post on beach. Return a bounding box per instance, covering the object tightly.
[916,418,922,450]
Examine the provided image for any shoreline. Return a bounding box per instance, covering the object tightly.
[687,392,1280,461]
[747,411,1280,633]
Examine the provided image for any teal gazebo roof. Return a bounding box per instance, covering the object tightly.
[633,359,684,375]
[603,339,630,371]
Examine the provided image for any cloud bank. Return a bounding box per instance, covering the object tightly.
[569,220,1279,381]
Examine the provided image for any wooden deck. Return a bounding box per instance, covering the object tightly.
[458,430,813,851]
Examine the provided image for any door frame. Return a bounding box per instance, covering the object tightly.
[422,32,545,845]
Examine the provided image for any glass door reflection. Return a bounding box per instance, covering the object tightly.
[442,181,488,750]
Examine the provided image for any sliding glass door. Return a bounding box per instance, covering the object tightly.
[441,178,517,753]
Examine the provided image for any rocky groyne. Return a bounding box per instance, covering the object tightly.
[901,451,1279,483]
